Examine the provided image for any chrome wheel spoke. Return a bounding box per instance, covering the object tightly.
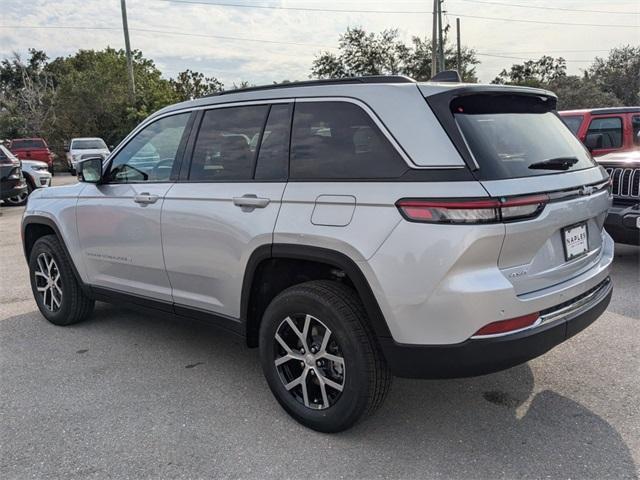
[274,313,345,411]
[285,316,309,351]
[320,373,344,393]
[34,252,62,313]
[320,352,344,367]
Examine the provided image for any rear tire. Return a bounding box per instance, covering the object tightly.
[29,235,94,326]
[259,280,392,432]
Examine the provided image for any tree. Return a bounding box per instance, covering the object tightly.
[588,46,640,106]
[491,56,567,87]
[548,75,621,110]
[0,49,56,139]
[311,27,479,82]
[170,69,223,101]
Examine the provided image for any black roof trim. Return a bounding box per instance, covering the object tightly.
[206,75,416,97]
[591,107,640,115]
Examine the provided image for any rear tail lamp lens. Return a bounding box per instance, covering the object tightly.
[472,312,540,337]
[397,194,549,224]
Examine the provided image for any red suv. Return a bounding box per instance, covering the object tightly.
[559,107,640,157]
[8,138,55,173]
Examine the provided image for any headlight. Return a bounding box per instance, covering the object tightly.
[32,165,48,171]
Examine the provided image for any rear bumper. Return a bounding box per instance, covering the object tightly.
[604,202,639,245]
[380,277,612,378]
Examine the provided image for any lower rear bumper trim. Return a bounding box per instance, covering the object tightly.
[379,277,612,379]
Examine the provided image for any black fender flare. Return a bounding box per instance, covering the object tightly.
[22,215,88,292]
[240,243,392,340]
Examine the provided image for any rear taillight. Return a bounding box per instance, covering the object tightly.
[472,312,540,337]
[396,194,549,224]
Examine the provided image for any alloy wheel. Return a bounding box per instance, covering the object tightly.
[274,314,345,410]
[34,252,63,312]
[5,192,28,205]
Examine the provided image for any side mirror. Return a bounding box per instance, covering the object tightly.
[584,133,603,151]
[77,157,103,183]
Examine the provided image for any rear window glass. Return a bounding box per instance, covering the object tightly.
[72,139,107,150]
[11,139,46,149]
[560,115,583,135]
[586,117,622,149]
[453,95,596,180]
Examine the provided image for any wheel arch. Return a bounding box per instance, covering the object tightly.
[22,215,87,291]
[242,244,392,348]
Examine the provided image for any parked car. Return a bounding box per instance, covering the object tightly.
[65,137,110,174]
[0,145,28,204]
[597,150,640,245]
[22,77,613,432]
[3,158,52,206]
[8,137,55,174]
[559,107,640,157]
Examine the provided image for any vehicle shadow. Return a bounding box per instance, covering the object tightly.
[2,304,637,479]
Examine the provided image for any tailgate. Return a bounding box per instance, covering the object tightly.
[481,169,610,294]
[424,88,612,295]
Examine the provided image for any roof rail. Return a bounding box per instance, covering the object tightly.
[207,75,416,97]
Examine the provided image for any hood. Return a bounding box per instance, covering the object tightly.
[21,159,49,168]
[596,149,640,165]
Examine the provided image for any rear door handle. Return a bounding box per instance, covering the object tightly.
[233,194,270,211]
[134,193,159,205]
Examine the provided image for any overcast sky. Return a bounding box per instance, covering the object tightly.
[1,0,638,86]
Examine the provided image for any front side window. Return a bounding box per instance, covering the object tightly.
[290,101,407,179]
[586,117,623,149]
[632,115,640,146]
[106,113,190,183]
[560,115,583,135]
[189,105,269,181]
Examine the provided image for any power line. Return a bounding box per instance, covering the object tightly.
[454,0,640,15]
[0,24,602,63]
[155,0,639,28]
[0,25,335,49]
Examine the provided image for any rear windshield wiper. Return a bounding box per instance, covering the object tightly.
[528,157,579,170]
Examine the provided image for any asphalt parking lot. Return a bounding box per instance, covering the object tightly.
[1,173,639,479]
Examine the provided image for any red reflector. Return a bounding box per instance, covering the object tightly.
[473,313,540,336]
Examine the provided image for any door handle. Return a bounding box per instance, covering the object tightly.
[134,193,159,205]
[233,194,270,211]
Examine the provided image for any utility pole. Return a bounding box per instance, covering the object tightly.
[456,18,461,75]
[120,0,135,103]
[431,0,438,76]
[437,0,445,72]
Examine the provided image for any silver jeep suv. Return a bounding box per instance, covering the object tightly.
[22,76,614,432]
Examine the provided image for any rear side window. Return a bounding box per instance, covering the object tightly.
[453,94,596,180]
[190,105,269,181]
[254,104,292,181]
[632,115,640,146]
[11,139,46,149]
[586,117,623,149]
[560,115,583,135]
[290,101,407,180]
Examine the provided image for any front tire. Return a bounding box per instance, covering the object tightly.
[29,235,94,326]
[259,280,392,432]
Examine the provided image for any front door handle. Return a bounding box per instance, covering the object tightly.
[233,194,270,211]
[134,193,159,205]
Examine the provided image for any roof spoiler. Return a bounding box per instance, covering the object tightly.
[429,70,462,83]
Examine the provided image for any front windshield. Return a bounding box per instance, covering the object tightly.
[455,110,596,180]
[72,139,107,150]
